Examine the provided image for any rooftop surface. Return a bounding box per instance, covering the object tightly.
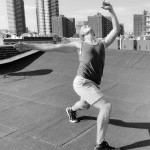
[0,49,149,150]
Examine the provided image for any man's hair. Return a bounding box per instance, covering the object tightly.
[79,25,92,41]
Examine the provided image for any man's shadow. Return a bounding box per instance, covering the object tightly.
[6,69,53,77]
[78,116,150,150]
[0,51,44,75]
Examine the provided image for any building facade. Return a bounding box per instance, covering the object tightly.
[6,0,26,35]
[52,15,67,37]
[67,18,76,37]
[102,16,113,37]
[52,15,76,37]
[36,0,59,35]
[134,14,144,37]
[134,10,150,37]
[143,10,150,35]
[88,13,112,38]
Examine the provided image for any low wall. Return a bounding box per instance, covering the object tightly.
[137,40,150,51]
[121,40,135,50]
[108,39,119,49]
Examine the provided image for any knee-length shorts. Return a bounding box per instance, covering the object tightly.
[73,76,103,105]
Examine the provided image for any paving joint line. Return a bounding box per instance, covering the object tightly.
[59,123,97,148]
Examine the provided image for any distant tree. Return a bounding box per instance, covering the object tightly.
[53,34,61,43]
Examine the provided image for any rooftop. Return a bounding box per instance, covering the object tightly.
[0,49,149,150]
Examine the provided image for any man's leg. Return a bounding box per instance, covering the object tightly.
[66,99,90,123]
[93,99,119,149]
[72,99,90,111]
[93,98,112,145]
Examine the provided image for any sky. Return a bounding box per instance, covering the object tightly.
[0,0,150,33]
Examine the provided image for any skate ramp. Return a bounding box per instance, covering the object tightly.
[0,49,149,150]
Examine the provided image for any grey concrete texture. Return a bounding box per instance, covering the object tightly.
[0,49,150,150]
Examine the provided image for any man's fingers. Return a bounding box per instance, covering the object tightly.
[103,0,110,6]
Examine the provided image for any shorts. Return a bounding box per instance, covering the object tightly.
[73,76,103,105]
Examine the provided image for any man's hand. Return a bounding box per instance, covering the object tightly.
[101,0,113,11]
[14,42,32,52]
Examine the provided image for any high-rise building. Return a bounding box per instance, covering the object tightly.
[52,15,67,37]
[6,0,26,35]
[36,0,59,35]
[67,18,76,37]
[102,16,113,37]
[133,10,150,36]
[143,10,150,35]
[52,15,76,37]
[134,14,143,37]
[88,13,112,38]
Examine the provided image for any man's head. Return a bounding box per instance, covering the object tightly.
[80,25,95,41]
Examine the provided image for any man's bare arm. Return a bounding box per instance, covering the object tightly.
[15,42,80,53]
[102,1,120,48]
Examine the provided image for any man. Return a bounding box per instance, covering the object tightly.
[15,1,120,149]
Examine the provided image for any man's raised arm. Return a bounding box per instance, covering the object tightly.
[102,1,120,48]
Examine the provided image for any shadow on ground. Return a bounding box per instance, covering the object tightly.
[78,116,150,150]
[7,69,53,76]
[0,51,44,75]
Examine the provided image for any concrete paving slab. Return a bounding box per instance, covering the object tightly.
[0,93,27,111]
[32,83,79,108]
[0,101,65,129]
[0,124,18,139]
[0,135,59,150]
[62,123,150,150]
[29,116,96,147]
[0,49,149,150]
[117,69,150,87]
[103,83,150,103]
[132,53,150,69]
[0,73,73,99]
[105,50,145,68]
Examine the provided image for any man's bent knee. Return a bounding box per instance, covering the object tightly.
[83,101,90,109]
[103,103,112,113]
[93,99,112,111]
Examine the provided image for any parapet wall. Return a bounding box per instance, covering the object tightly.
[107,39,119,50]
[136,40,150,51]
[121,40,135,50]
[0,38,3,45]
[108,39,150,51]
[67,38,150,51]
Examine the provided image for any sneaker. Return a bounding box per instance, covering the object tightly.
[66,107,78,123]
[94,141,120,150]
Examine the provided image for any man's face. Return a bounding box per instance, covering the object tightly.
[84,28,95,37]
